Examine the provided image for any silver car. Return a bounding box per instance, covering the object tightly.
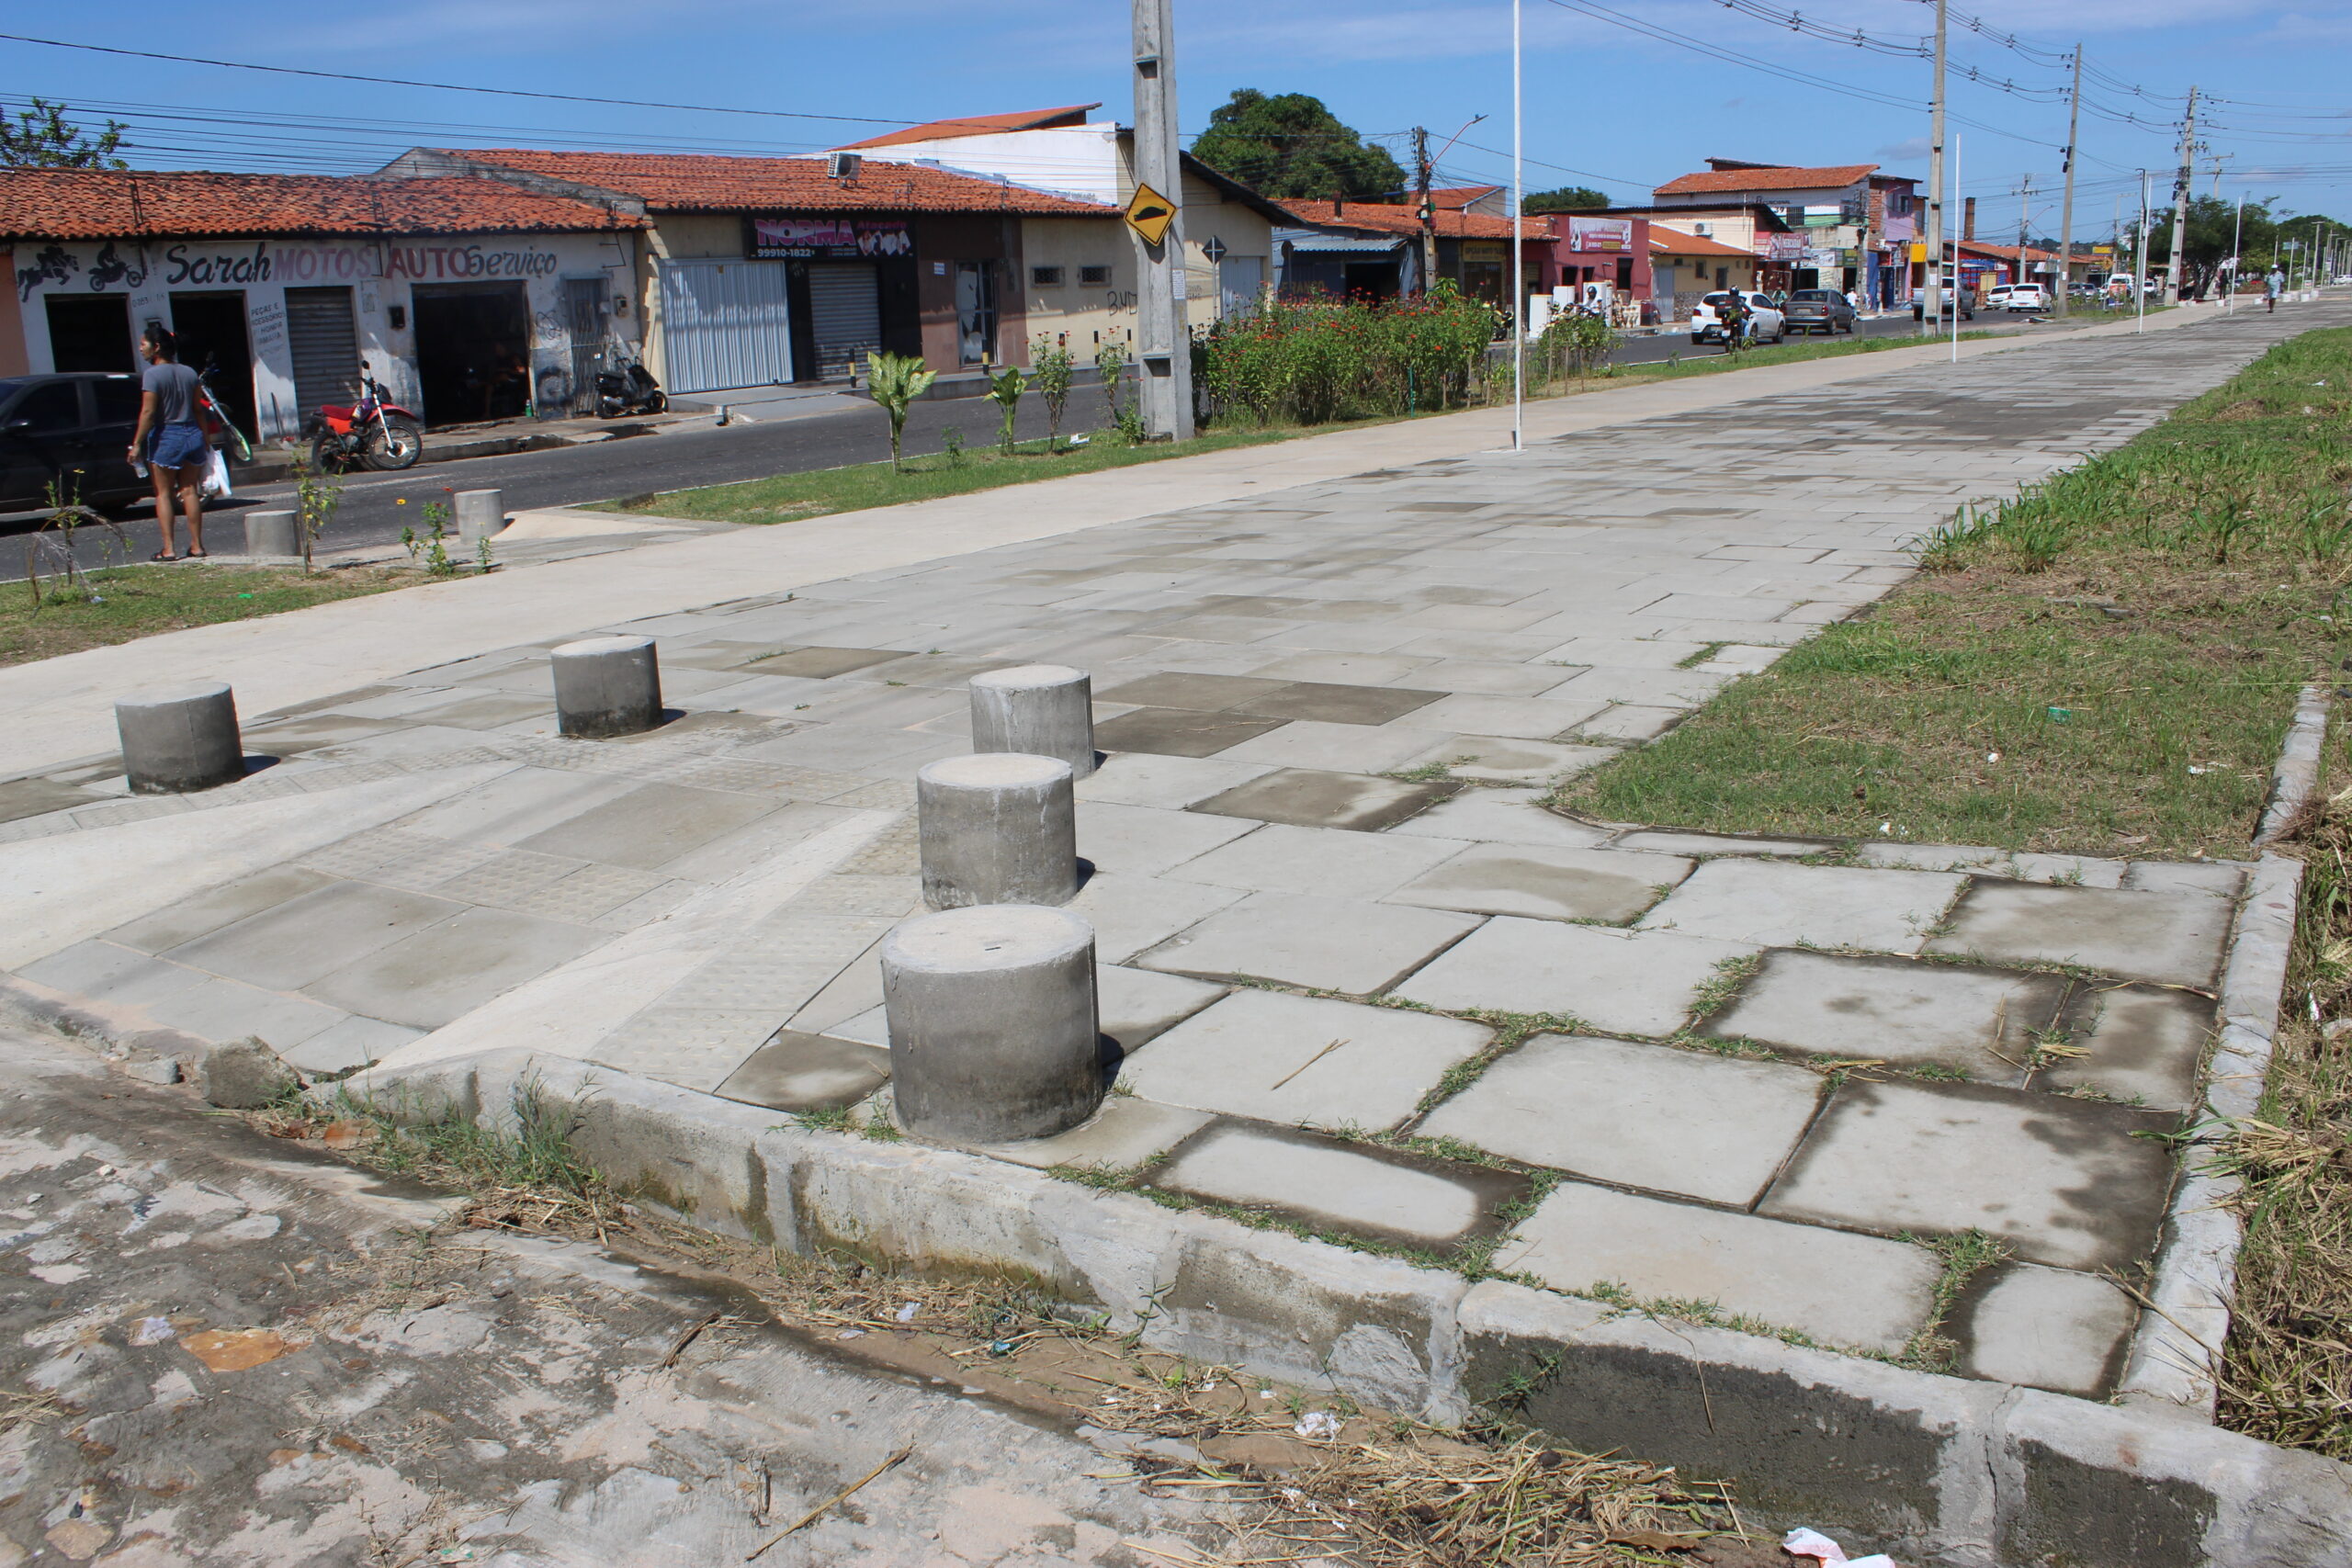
[1782,288,1857,335]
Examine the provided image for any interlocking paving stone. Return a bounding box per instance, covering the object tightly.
[106,865,338,954]
[1701,950,2066,1081]
[1385,843,1692,924]
[1924,882,2234,987]
[1149,1123,1518,1247]
[1065,873,1248,964]
[510,863,681,923]
[1758,1079,2179,1270]
[1076,802,1261,878]
[714,1031,892,1111]
[1189,769,1456,831]
[391,767,634,847]
[968,1097,1216,1170]
[1163,823,1466,900]
[1957,1263,2140,1397]
[2044,985,2215,1111]
[1392,919,1756,1036]
[1117,988,1490,1130]
[594,1009,789,1092]
[165,881,465,991]
[1094,706,1291,758]
[1636,860,1963,953]
[1419,1033,1824,1205]
[1073,753,1278,809]
[1498,1182,1940,1354]
[303,907,607,1031]
[1137,890,1481,995]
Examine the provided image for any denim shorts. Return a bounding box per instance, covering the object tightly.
[147,422,209,469]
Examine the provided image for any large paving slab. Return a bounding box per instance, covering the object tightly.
[1135,890,1480,994]
[1701,950,2070,1080]
[1957,1262,2140,1397]
[1150,1122,1521,1247]
[1384,843,1694,924]
[1392,919,1757,1035]
[1924,881,2235,986]
[1636,860,1962,953]
[1758,1079,2180,1270]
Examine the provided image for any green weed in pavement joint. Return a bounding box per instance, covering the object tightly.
[1676,641,1732,670]
[1900,1230,2011,1370]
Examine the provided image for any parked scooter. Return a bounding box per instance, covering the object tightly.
[301,369,423,471]
[594,355,666,418]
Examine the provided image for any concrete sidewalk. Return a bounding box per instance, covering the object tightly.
[0,300,2222,779]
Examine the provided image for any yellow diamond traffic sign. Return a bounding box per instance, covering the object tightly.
[1125,183,1176,247]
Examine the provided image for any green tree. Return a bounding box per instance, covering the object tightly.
[0,98,127,169]
[864,352,936,472]
[1190,89,1403,200]
[1522,186,1611,214]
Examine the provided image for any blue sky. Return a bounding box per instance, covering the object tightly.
[11,0,2350,239]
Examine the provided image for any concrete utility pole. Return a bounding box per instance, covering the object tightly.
[1414,127,1439,298]
[2055,42,2081,319]
[1923,0,1948,333]
[1131,0,1194,440]
[2164,85,2197,305]
[2136,170,2151,332]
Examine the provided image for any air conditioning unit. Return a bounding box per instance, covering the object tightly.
[827,152,862,181]
[1690,222,1713,237]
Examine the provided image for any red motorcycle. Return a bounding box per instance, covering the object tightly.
[301,369,423,471]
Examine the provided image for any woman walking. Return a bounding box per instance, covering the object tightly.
[128,324,209,560]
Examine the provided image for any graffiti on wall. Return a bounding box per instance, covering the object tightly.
[15,244,75,300]
[88,243,149,291]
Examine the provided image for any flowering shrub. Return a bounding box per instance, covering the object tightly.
[1199,283,1499,425]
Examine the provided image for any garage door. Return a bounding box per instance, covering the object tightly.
[806,262,881,380]
[656,259,793,394]
[284,287,362,412]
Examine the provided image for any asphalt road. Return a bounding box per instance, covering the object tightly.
[6,311,2072,575]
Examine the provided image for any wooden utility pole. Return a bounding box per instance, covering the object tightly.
[2055,42,2081,319]
[1414,127,1439,298]
[1923,0,1948,333]
[1131,0,1193,439]
[2163,86,2197,304]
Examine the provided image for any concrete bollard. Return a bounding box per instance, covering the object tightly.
[242,509,300,559]
[551,635,662,739]
[881,903,1102,1142]
[454,490,506,544]
[116,682,243,794]
[917,752,1078,909]
[970,663,1095,777]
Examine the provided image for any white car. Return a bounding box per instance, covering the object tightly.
[1690,290,1787,345]
[1987,283,2051,312]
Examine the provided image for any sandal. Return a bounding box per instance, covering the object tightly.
[186,548,208,558]
[148,550,179,562]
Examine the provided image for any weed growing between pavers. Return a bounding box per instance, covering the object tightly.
[1560,325,2352,859]
[1900,1230,2013,1371]
[248,1089,1744,1565]
[1,563,404,667]
[2217,785,2352,1460]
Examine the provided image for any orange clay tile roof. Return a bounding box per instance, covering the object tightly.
[1425,185,1502,209]
[0,169,642,241]
[433,149,1117,216]
[1649,226,1758,259]
[839,105,1101,150]
[1276,200,1545,240]
[1654,164,1878,197]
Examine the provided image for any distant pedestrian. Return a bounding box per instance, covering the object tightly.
[129,324,209,560]
[2266,265,2286,313]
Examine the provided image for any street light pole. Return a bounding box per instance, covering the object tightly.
[2055,41,2081,320]
[1924,0,1948,335]
[1131,0,1194,441]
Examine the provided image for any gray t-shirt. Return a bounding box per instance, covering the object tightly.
[142,361,201,425]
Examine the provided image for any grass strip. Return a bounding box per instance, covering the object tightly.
[1,563,405,668]
[1557,323,2352,860]
[600,325,2036,529]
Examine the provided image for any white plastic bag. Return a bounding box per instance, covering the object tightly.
[1783,1526,1898,1568]
[200,445,232,501]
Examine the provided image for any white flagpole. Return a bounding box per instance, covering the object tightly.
[1951,134,1962,362]
[1511,0,1525,453]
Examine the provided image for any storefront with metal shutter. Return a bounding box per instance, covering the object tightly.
[803,261,881,379]
[655,257,793,394]
[283,286,362,412]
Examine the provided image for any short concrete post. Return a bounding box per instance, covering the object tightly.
[116,682,243,794]
[881,904,1102,1142]
[551,635,662,739]
[970,663,1095,776]
[917,753,1078,909]
[454,489,505,544]
[242,509,299,559]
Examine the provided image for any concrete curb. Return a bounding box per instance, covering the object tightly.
[2118,685,2328,1417]
[331,1044,2352,1568]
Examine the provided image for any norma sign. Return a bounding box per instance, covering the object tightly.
[1564,216,1633,253]
[1125,183,1176,247]
[746,216,913,259]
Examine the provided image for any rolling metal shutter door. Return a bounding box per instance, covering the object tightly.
[284,287,361,412]
[656,259,793,394]
[806,262,882,379]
